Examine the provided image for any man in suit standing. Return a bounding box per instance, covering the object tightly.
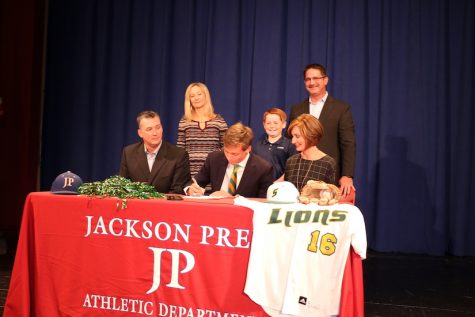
[186,122,274,198]
[289,63,356,196]
[119,110,191,194]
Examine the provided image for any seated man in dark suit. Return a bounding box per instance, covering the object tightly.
[186,122,274,198]
[119,110,191,194]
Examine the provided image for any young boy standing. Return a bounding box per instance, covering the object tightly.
[253,108,297,181]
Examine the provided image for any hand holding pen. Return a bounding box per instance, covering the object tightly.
[188,178,205,196]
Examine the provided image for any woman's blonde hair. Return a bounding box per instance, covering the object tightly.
[288,114,324,149]
[183,82,216,121]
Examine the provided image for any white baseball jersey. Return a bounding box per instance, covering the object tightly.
[234,196,367,317]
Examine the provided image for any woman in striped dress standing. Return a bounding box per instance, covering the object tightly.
[177,82,228,180]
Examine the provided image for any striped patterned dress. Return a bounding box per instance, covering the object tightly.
[177,114,228,177]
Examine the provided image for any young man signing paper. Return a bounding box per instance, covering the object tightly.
[186,122,274,198]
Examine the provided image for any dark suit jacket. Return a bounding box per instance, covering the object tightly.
[118,141,191,194]
[289,95,356,180]
[192,151,274,198]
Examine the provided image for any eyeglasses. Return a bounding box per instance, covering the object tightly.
[304,76,326,82]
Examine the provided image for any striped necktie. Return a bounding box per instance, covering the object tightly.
[228,164,239,195]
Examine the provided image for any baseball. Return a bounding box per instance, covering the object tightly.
[320,189,333,200]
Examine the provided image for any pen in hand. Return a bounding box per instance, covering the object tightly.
[191,178,205,196]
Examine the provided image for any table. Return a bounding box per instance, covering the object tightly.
[4,193,363,317]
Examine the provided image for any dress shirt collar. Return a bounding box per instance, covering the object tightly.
[263,135,285,145]
[144,142,161,155]
[309,91,328,105]
[231,152,250,169]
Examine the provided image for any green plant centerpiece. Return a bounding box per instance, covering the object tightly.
[78,175,165,209]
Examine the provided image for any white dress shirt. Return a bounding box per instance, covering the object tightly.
[309,91,328,119]
[144,143,161,171]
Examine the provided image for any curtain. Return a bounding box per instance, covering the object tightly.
[41,0,475,256]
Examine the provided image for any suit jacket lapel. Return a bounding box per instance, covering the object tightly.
[136,144,151,179]
[216,154,228,191]
[237,154,254,192]
[303,100,311,116]
[149,142,167,183]
[319,95,333,125]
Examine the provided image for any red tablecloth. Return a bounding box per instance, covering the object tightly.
[4,192,363,316]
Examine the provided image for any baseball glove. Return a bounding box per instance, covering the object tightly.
[299,180,341,205]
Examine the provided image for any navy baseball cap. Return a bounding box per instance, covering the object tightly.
[50,171,83,194]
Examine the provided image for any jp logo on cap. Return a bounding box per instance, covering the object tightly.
[50,171,83,195]
[266,181,299,204]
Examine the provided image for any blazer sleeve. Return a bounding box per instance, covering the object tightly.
[241,154,275,198]
[289,101,308,124]
[338,105,356,178]
[257,162,275,198]
[169,149,192,194]
[118,148,129,178]
[192,152,214,189]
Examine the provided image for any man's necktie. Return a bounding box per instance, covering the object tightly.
[228,164,239,195]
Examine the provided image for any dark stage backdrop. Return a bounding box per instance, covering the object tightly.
[41,0,475,256]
